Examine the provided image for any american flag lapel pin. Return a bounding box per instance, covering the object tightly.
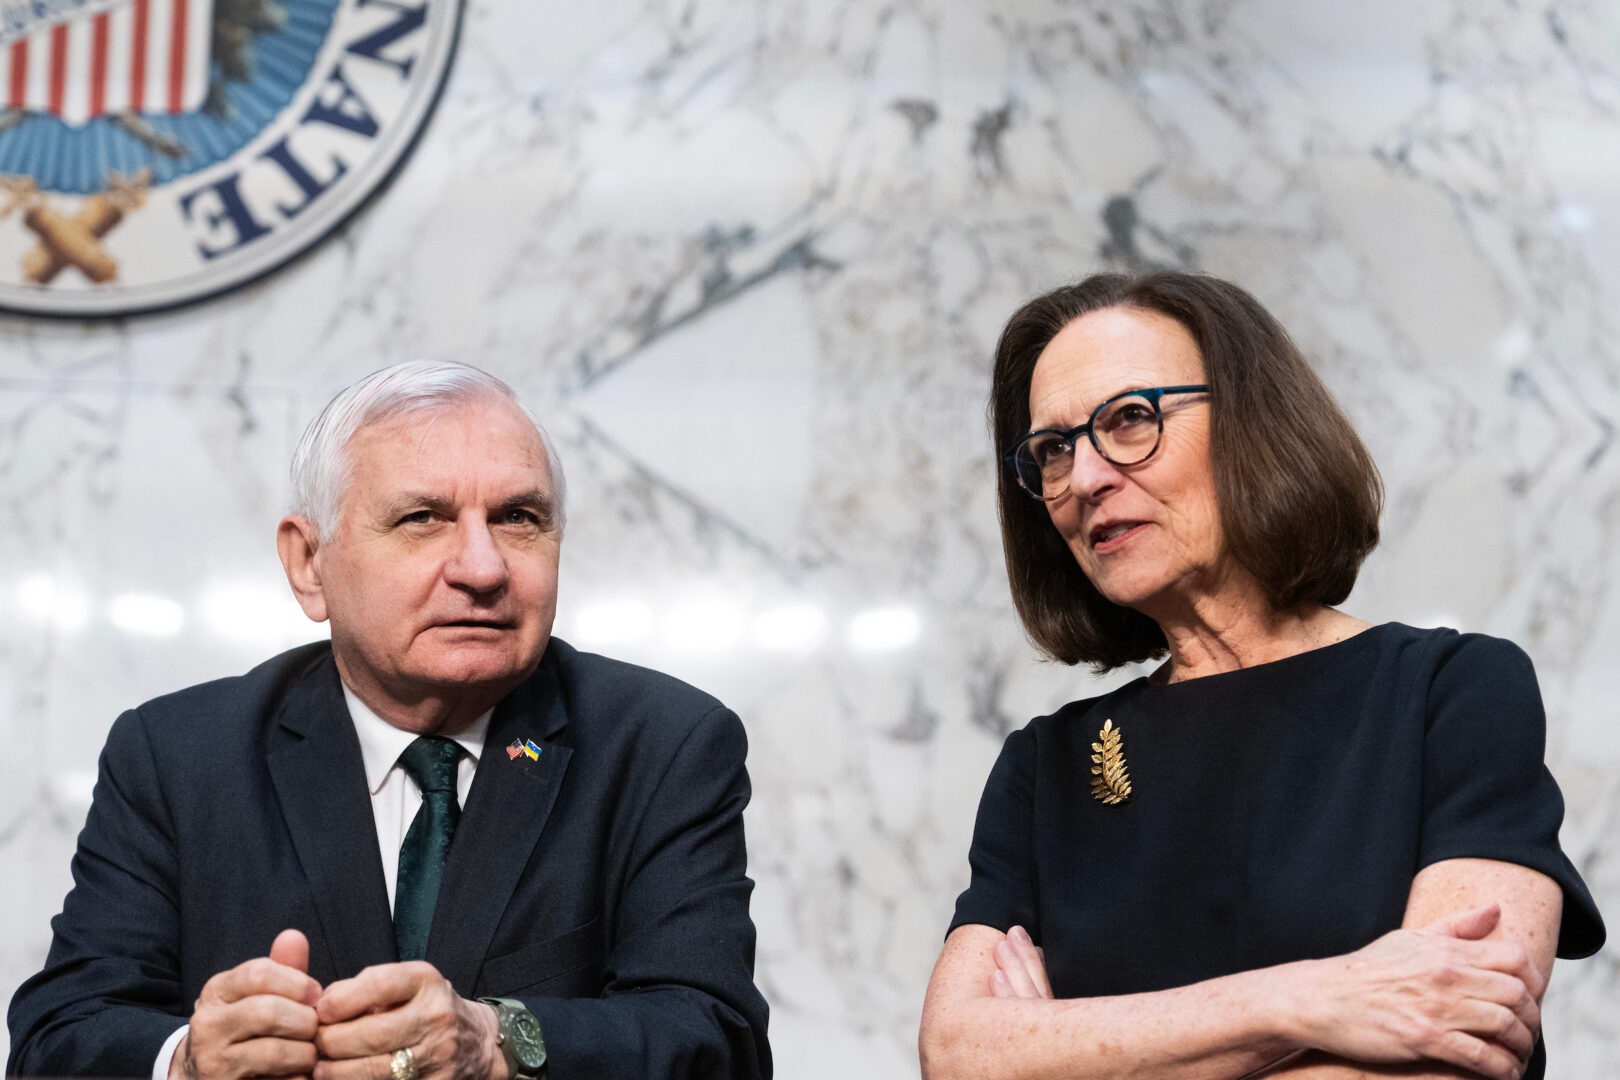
[506,738,543,763]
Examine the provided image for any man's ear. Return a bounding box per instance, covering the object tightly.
[277,515,330,623]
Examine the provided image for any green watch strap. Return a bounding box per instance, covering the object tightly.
[477,997,547,1080]
[481,996,529,1010]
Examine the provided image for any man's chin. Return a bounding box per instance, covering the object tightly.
[409,641,546,690]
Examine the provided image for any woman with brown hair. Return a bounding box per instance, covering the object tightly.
[918,272,1603,1080]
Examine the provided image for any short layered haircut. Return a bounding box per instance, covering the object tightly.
[990,271,1383,670]
[290,360,567,538]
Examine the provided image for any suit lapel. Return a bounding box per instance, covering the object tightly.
[266,654,398,981]
[427,654,572,994]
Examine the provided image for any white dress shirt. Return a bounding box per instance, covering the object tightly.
[152,689,492,1080]
[345,685,490,910]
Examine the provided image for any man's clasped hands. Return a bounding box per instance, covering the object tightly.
[172,930,506,1080]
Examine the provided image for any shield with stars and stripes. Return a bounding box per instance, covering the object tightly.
[0,0,212,124]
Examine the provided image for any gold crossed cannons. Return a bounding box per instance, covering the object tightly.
[0,169,150,285]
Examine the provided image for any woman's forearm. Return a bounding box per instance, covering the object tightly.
[920,954,1308,1080]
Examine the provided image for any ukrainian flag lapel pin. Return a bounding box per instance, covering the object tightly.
[506,738,543,763]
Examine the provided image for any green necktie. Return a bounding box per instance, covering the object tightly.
[393,736,463,962]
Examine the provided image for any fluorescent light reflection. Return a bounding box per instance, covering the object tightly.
[568,595,924,658]
[47,769,98,814]
[16,574,57,622]
[108,593,185,638]
[16,573,92,633]
[661,600,746,653]
[201,582,318,646]
[848,605,921,652]
[754,603,827,653]
[573,600,654,646]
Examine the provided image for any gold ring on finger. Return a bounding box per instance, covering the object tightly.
[390,1047,417,1080]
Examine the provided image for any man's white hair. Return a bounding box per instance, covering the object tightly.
[289,360,567,537]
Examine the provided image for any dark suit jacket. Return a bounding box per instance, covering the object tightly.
[7,639,771,1080]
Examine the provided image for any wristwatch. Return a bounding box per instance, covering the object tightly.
[478,997,547,1080]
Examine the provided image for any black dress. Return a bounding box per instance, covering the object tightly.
[950,623,1604,1077]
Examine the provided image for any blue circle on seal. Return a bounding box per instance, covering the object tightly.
[0,0,339,194]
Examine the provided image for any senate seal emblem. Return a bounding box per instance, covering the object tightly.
[0,0,461,316]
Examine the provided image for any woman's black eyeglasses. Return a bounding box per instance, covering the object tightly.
[1004,385,1209,501]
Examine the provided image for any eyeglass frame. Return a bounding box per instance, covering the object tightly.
[1003,384,1210,500]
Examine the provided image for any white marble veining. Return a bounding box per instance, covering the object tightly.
[3,0,1618,1075]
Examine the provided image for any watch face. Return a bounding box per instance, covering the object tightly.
[509,1011,547,1069]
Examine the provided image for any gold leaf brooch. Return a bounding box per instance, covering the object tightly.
[1090,719,1132,805]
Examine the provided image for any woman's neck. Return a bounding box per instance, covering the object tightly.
[1144,577,1372,684]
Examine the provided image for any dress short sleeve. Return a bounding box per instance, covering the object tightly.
[1421,634,1605,958]
[949,726,1038,938]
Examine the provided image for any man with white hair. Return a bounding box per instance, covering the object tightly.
[8,362,772,1080]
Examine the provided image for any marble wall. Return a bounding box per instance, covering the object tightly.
[3,0,1618,1075]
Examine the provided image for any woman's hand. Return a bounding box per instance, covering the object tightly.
[1289,904,1543,1080]
[987,926,1053,999]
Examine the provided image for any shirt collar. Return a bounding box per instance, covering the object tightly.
[342,683,492,796]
